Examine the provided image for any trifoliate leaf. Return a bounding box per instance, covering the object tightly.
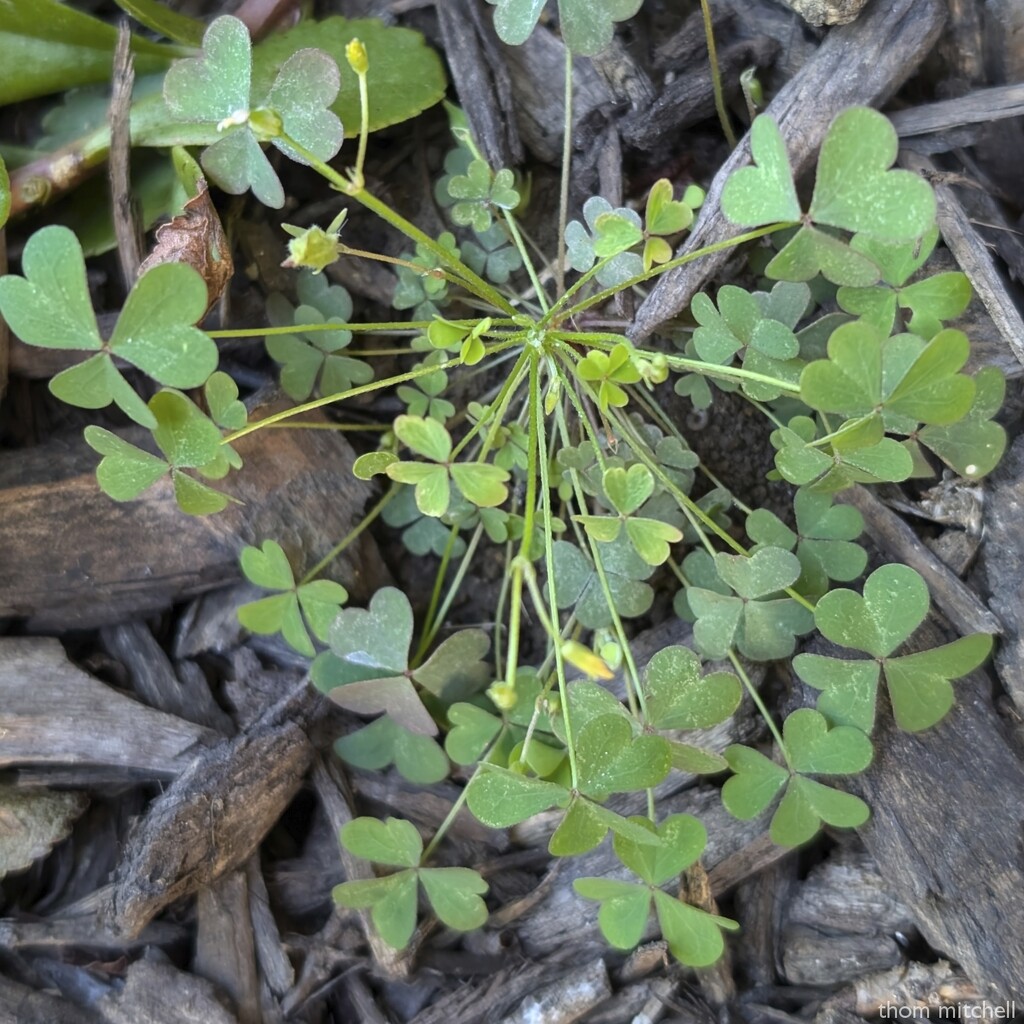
[164,16,342,208]
[798,564,993,732]
[0,226,216,428]
[313,587,436,735]
[266,272,370,401]
[688,547,811,661]
[565,197,643,287]
[800,321,975,428]
[552,537,654,630]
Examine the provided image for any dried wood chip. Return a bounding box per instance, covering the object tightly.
[0,637,212,778]
[0,784,88,879]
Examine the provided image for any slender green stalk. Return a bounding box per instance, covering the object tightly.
[501,210,549,314]
[411,522,469,669]
[729,651,788,764]
[555,47,574,299]
[223,348,517,443]
[535,366,579,789]
[699,0,736,148]
[544,223,793,326]
[276,131,518,316]
[421,763,483,862]
[301,484,397,584]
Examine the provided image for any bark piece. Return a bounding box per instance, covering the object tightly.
[436,0,523,169]
[0,396,383,630]
[195,871,260,1024]
[840,628,1024,1000]
[101,620,234,733]
[0,974,104,1024]
[109,681,318,937]
[780,844,914,986]
[981,435,1024,713]
[620,38,780,151]
[96,956,237,1024]
[629,0,946,341]
[496,958,610,1024]
[0,637,212,779]
[889,83,1024,138]
[0,785,88,878]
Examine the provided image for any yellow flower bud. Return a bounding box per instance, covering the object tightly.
[346,38,369,75]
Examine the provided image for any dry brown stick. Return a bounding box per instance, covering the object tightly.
[436,0,523,169]
[629,0,946,342]
[890,82,1024,137]
[110,22,144,289]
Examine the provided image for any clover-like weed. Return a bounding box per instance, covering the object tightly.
[3,4,1005,974]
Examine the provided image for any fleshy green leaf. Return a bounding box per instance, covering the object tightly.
[340,816,422,867]
[252,17,446,137]
[335,716,449,784]
[642,646,741,730]
[721,115,800,227]
[808,107,936,241]
[575,714,671,799]
[465,765,568,827]
[419,868,489,931]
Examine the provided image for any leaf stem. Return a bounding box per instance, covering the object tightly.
[555,47,573,299]
[300,483,396,584]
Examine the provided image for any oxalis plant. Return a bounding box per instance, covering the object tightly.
[0,3,1005,970]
